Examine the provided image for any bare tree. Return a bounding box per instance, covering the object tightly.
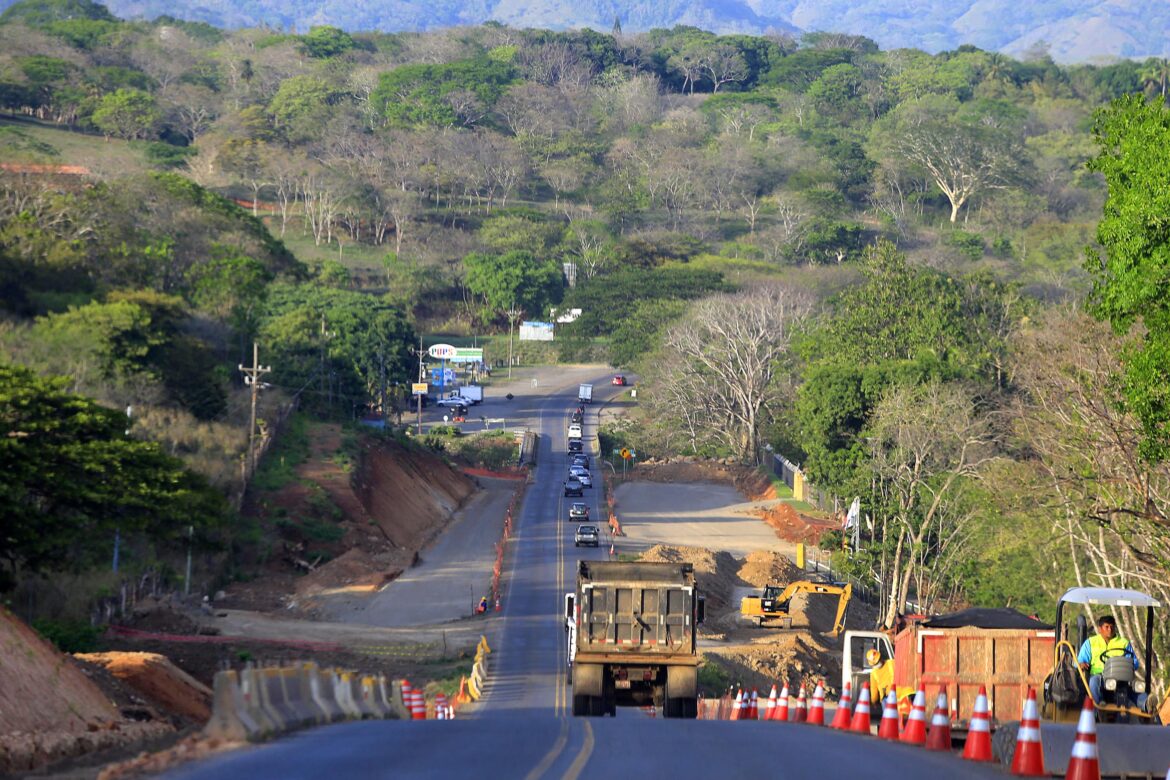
[653,285,814,461]
[869,381,998,627]
[887,98,1025,222]
[166,84,219,144]
[699,43,748,93]
[1010,308,1170,662]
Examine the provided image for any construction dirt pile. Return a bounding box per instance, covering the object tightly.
[630,458,773,499]
[0,608,175,775]
[639,544,876,700]
[75,652,213,723]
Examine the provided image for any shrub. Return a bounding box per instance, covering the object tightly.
[33,618,101,653]
[942,229,984,260]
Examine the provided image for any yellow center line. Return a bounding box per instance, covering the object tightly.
[562,720,594,780]
[526,698,570,779]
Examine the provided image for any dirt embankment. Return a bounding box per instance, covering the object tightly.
[227,429,477,609]
[0,608,177,774]
[640,543,874,699]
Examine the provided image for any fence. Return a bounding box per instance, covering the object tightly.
[764,454,882,610]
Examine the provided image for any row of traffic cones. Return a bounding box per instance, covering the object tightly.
[727,675,1141,780]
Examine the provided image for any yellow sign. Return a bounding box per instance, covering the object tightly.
[620,448,631,460]
[411,383,428,395]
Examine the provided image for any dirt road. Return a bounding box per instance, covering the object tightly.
[613,481,798,559]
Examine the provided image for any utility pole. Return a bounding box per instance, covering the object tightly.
[319,313,334,409]
[415,334,425,435]
[506,303,523,379]
[239,342,271,476]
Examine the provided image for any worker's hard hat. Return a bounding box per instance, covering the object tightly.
[865,648,881,667]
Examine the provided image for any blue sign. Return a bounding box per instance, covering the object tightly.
[430,367,456,384]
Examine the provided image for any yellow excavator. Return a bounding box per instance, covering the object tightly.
[740,581,852,636]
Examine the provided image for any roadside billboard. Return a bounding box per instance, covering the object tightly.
[519,321,554,341]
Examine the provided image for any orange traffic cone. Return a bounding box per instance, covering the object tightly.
[730,688,744,721]
[807,681,826,726]
[962,686,993,762]
[849,682,872,734]
[900,685,928,745]
[830,682,852,730]
[1010,687,1046,776]
[410,688,426,720]
[773,682,790,722]
[763,685,778,720]
[748,689,759,720]
[878,689,901,740]
[792,683,808,723]
[1065,697,1100,780]
[609,541,615,556]
[401,678,413,711]
[925,687,951,751]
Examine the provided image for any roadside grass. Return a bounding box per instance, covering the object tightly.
[422,428,518,471]
[251,412,311,491]
[697,656,731,696]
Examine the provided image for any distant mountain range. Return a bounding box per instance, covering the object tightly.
[6,0,1170,63]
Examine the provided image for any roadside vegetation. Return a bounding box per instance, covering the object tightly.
[1,0,1168,689]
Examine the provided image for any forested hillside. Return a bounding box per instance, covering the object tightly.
[1,0,1168,681]
[3,0,1169,63]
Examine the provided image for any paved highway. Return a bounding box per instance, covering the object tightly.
[165,376,1007,780]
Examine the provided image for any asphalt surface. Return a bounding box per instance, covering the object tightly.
[165,373,1010,780]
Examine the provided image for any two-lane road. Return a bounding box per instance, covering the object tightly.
[166,376,1008,780]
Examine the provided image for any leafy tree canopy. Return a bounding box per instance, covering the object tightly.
[463,250,563,324]
[300,25,357,59]
[257,284,416,412]
[559,266,731,337]
[0,363,227,584]
[372,56,518,129]
[1086,94,1170,462]
[0,0,115,26]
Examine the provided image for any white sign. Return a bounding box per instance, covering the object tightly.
[520,321,554,341]
[551,308,583,324]
[428,343,457,359]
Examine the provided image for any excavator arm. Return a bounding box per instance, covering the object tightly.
[741,581,852,636]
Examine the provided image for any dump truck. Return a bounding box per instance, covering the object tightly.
[740,580,851,635]
[842,608,1055,726]
[564,560,704,718]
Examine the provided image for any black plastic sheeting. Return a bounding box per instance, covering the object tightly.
[921,607,1053,630]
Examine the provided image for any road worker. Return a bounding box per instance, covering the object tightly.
[1077,614,1147,711]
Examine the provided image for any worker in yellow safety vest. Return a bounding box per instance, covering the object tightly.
[866,647,895,703]
[1077,614,1146,710]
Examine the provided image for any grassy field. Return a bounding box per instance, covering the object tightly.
[0,116,152,177]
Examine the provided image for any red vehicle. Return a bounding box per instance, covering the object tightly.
[611,375,626,386]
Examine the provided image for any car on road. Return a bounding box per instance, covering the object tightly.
[567,438,584,453]
[570,454,590,469]
[437,396,474,408]
[574,524,600,547]
[564,478,584,497]
[571,410,584,424]
[568,423,582,439]
[568,468,592,488]
[612,375,626,386]
[569,502,589,519]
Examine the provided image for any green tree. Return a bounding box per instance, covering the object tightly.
[91,88,160,140]
[267,75,338,142]
[300,26,356,59]
[258,284,415,414]
[1086,94,1170,462]
[463,250,563,325]
[0,363,226,585]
